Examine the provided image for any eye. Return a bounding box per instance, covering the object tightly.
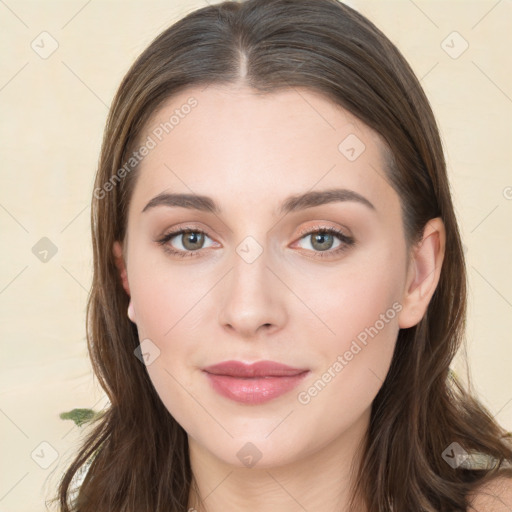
[294,226,355,258]
[156,226,218,258]
[156,224,355,259]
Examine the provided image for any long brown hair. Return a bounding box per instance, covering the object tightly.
[53,0,512,510]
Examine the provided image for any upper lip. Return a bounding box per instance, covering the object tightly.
[202,360,309,378]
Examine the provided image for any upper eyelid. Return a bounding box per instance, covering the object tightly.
[295,224,351,238]
[160,223,349,236]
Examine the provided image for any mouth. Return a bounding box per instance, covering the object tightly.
[202,360,310,404]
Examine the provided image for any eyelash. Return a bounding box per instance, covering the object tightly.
[156,224,355,259]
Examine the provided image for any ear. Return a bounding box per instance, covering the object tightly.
[113,240,130,296]
[398,218,446,329]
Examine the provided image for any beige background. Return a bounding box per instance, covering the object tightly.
[0,0,511,510]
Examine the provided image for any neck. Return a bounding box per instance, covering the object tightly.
[187,408,370,512]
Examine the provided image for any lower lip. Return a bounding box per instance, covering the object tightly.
[204,371,309,405]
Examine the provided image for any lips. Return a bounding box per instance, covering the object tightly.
[202,360,309,404]
[203,360,308,377]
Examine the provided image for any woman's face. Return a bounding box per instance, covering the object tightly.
[116,84,415,469]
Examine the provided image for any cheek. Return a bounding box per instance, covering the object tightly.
[128,248,213,339]
[296,247,404,346]
[126,251,219,430]
[291,249,403,402]
[292,267,402,440]
[129,266,213,439]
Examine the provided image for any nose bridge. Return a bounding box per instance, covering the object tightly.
[233,234,270,294]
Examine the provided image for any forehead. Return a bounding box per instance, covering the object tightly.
[129,84,398,219]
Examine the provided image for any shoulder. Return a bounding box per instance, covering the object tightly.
[467,476,512,511]
[69,457,93,497]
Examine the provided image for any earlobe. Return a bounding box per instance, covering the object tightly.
[398,218,446,329]
[127,300,136,323]
[113,241,130,296]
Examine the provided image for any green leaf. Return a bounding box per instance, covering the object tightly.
[59,408,98,427]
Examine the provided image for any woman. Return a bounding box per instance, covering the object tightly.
[54,0,512,510]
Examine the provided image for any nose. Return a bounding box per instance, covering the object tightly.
[217,243,287,340]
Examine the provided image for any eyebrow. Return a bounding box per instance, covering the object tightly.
[141,188,376,215]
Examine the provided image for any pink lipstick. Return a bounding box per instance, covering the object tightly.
[202,360,309,405]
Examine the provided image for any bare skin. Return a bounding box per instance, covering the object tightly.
[113,83,445,511]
